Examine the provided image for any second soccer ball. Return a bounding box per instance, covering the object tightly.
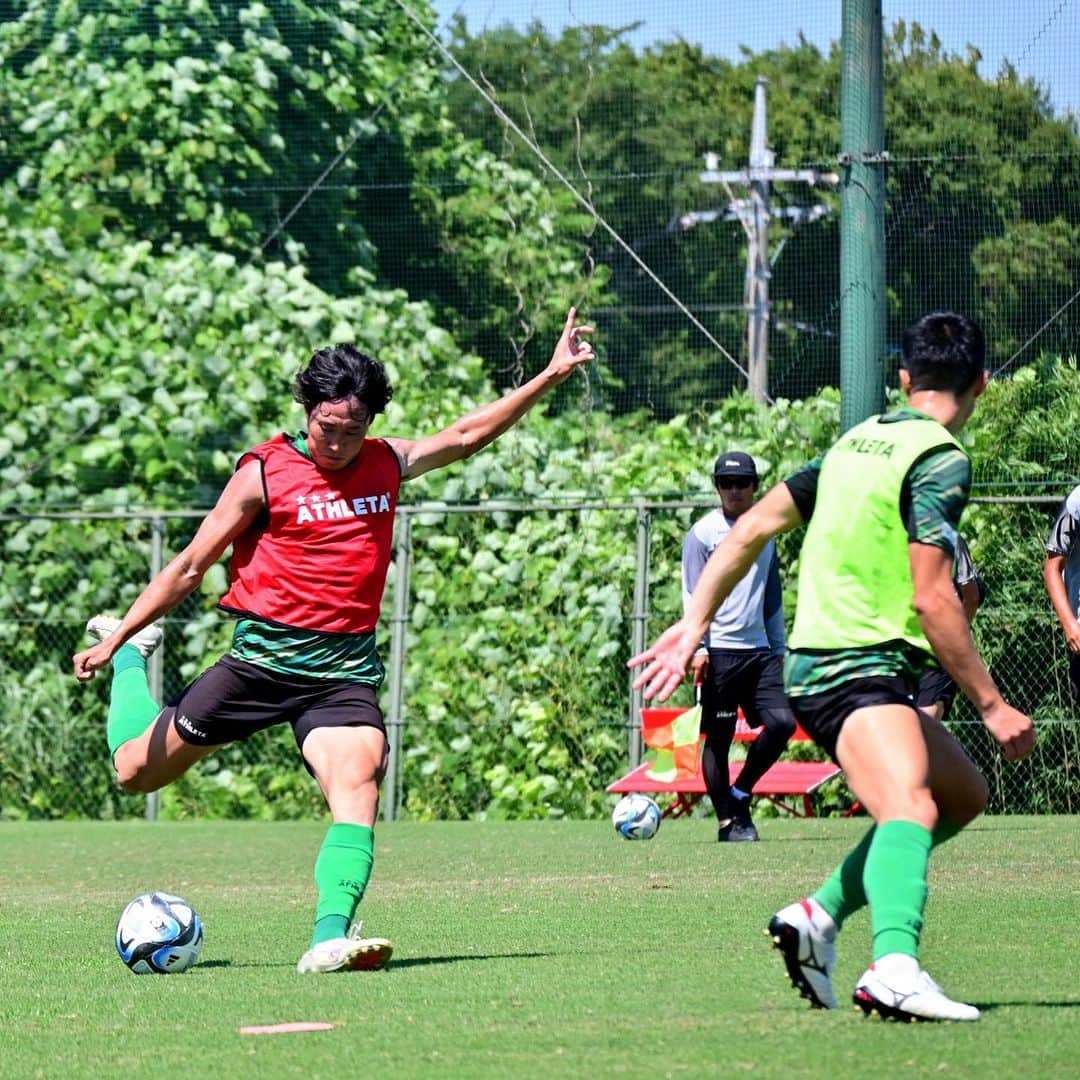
[612,793,662,840]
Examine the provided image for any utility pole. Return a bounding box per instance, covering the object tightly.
[678,78,837,402]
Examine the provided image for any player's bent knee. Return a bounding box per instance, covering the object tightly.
[113,745,164,794]
[953,771,990,826]
[115,766,164,794]
[766,709,797,739]
[911,787,939,826]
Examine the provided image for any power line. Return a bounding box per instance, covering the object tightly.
[394,0,759,395]
[992,283,1080,377]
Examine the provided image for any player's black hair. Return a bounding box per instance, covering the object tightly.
[900,312,985,394]
[292,344,394,416]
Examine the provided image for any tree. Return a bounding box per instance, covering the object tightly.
[443,17,1080,409]
[0,1,607,383]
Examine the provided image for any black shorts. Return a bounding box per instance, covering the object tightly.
[701,649,790,732]
[916,667,959,718]
[789,674,916,763]
[1071,653,1080,702]
[167,654,386,754]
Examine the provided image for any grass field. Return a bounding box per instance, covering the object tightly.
[1,816,1077,1079]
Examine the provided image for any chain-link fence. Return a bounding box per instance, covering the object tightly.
[1,499,1076,820]
[2,3,1078,819]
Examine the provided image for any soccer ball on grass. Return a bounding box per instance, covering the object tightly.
[115,892,203,974]
[612,793,662,840]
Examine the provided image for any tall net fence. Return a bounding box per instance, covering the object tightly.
[1,502,1076,821]
[2,2,1079,819]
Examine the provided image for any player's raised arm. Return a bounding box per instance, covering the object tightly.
[388,307,594,481]
[628,482,804,701]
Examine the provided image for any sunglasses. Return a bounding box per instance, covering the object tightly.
[716,476,754,490]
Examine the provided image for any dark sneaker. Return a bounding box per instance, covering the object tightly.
[722,820,759,842]
[767,898,838,1009]
[719,798,758,841]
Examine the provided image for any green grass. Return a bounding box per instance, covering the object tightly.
[0,817,1077,1078]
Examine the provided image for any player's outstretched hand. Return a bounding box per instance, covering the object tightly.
[545,307,594,382]
[73,642,113,682]
[628,619,702,702]
[981,699,1036,761]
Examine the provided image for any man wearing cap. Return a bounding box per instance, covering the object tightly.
[682,450,796,841]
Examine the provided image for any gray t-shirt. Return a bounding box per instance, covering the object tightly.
[682,508,786,653]
[1047,483,1080,617]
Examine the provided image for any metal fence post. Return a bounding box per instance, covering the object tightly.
[383,510,412,822]
[839,0,886,429]
[628,504,652,768]
[145,515,165,822]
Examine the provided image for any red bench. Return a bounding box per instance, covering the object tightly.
[607,707,844,819]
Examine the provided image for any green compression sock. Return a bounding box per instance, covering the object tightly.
[311,823,375,948]
[812,825,876,929]
[864,819,933,961]
[812,816,963,929]
[107,645,162,756]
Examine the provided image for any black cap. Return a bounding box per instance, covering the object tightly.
[712,450,758,479]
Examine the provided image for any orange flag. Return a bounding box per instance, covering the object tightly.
[644,705,702,782]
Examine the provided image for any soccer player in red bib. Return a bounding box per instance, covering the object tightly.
[73,309,594,973]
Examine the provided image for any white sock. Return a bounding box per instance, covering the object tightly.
[805,898,838,939]
[873,952,919,982]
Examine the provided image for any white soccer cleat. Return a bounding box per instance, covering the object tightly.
[767,898,838,1009]
[86,615,163,658]
[296,923,393,974]
[853,965,981,1022]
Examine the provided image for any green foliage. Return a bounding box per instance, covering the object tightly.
[161,758,328,821]
[964,358,1080,488]
[0,0,605,382]
[0,0,435,266]
[2,5,1078,820]
[0,661,144,820]
[446,18,1080,409]
[4,367,1079,819]
[0,192,491,513]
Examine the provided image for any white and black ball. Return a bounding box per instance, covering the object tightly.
[115,892,203,974]
[612,793,662,840]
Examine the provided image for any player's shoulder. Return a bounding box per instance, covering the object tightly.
[1064,483,1080,516]
[910,442,971,486]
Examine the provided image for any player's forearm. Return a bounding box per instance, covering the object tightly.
[1044,558,1077,631]
[917,592,1000,714]
[450,368,561,457]
[100,559,204,657]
